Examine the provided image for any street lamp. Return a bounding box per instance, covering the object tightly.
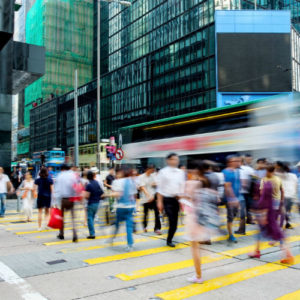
[96,0,131,172]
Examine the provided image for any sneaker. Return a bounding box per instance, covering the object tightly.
[87,236,96,239]
[154,230,162,235]
[187,275,204,284]
[234,230,246,235]
[285,223,293,229]
[228,235,238,243]
[38,227,42,232]
[248,250,261,259]
[280,256,294,265]
[125,246,134,252]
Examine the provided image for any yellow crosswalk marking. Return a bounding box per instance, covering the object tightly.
[156,255,300,300]
[116,235,300,281]
[12,216,155,235]
[43,225,184,246]
[61,238,149,253]
[84,243,189,265]
[277,290,300,300]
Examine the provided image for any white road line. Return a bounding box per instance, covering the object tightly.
[0,261,47,300]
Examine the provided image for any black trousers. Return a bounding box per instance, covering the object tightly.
[143,200,161,231]
[163,197,179,243]
[59,198,77,238]
[243,193,252,220]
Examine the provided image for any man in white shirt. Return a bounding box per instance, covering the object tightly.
[54,164,78,242]
[157,153,185,247]
[139,165,161,235]
[236,154,255,234]
[0,167,13,217]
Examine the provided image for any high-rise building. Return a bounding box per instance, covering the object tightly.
[0,0,44,168]
[18,0,94,158]
[29,1,300,166]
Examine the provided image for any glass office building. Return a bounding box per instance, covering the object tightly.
[100,0,216,138]
[30,0,300,156]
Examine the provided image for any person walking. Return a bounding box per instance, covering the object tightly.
[261,163,284,227]
[111,168,137,251]
[0,167,13,217]
[276,162,297,229]
[34,167,53,230]
[54,164,78,242]
[223,155,243,243]
[18,172,35,222]
[104,167,115,190]
[104,167,116,214]
[249,164,294,264]
[240,154,255,225]
[139,165,162,235]
[157,153,185,247]
[182,161,219,284]
[85,171,104,239]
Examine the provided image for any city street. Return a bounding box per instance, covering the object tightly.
[0,200,299,300]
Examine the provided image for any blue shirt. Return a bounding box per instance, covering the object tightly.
[222,168,241,200]
[86,180,103,205]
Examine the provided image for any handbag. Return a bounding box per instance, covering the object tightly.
[70,182,84,202]
[194,188,219,229]
[48,208,63,229]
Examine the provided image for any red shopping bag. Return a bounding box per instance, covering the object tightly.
[48,208,63,229]
[70,182,84,202]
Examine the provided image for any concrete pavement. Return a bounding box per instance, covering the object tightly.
[0,199,300,300]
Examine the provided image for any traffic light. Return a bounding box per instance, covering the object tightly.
[41,154,45,165]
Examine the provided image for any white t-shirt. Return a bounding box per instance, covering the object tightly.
[278,172,298,199]
[240,165,255,194]
[112,177,137,208]
[0,174,10,193]
[139,173,156,204]
[156,166,185,198]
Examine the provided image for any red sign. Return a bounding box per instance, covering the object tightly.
[115,148,124,160]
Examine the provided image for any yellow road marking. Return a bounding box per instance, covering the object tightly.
[43,225,184,246]
[61,238,148,253]
[277,290,300,300]
[84,243,189,265]
[13,216,155,234]
[156,255,300,300]
[117,234,300,281]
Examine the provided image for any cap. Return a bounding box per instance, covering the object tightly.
[90,166,99,173]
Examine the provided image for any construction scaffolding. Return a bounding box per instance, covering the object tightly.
[24,0,94,128]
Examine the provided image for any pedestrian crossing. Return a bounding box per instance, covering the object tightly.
[277,289,300,300]
[2,207,300,300]
[115,236,300,281]
[155,255,300,300]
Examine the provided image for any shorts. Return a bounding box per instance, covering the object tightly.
[37,196,51,209]
[226,204,238,223]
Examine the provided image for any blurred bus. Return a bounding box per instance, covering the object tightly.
[121,93,300,168]
[32,149,65,177]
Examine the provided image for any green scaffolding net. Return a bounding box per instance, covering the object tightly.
[24,0,94,129]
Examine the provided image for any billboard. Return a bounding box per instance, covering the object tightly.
[217,33,292,93]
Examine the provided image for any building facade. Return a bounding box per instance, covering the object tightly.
[30,1,300,163]
[18,0,94,158]
[0,0,44,168]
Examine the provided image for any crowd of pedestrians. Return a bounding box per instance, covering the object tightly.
[0,151,300,284]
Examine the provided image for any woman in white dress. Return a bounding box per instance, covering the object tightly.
[18,172,35,222]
